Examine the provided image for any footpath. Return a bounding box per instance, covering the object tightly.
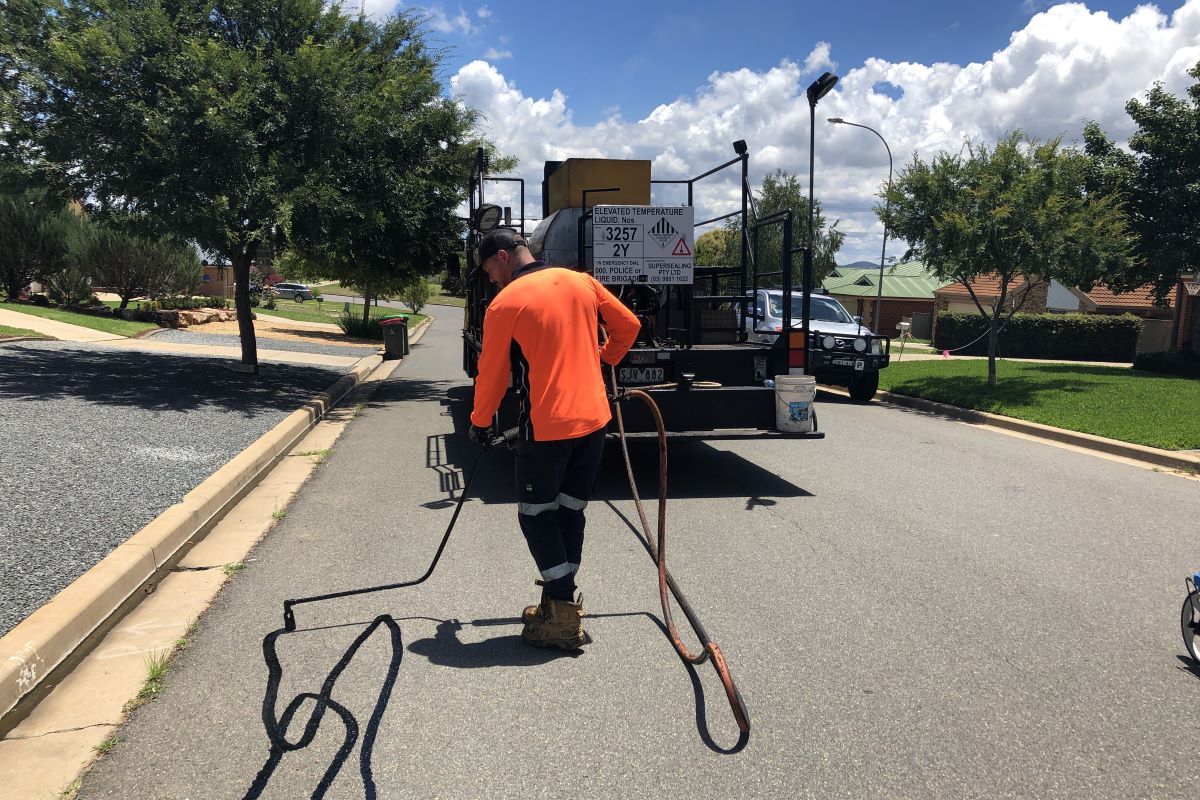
[0,306,368,368]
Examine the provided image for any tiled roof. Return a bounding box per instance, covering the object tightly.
[934,274,1029,300]
[1082,284,1171,309]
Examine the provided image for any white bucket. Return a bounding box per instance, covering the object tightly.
[774,374,817,433]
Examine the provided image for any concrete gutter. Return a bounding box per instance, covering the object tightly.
[0,352,386,720]
[826,385,1200,473]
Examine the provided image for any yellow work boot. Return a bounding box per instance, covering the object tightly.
[522,595,587,650]
[521,580,547,624]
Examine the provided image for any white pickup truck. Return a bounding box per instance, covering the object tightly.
[740,289,891,401]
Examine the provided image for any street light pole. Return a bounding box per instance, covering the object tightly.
[827,117,893,335]
[804,72,838,374]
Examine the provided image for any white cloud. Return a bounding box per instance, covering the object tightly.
[477,5,491,18]
[804,41,836,74]
[483,48,512,61]
[361,0,398,17]
[452,1,1200,263]
[412,4,478,35]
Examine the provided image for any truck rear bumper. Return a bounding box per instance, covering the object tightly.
[613,385,822,439]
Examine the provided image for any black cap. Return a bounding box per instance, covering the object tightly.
[476,228,528,263]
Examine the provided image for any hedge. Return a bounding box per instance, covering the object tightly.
[1134,349,1200,378]
[933,312,1142,362]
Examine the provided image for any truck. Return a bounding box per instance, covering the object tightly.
[459,143,891,437]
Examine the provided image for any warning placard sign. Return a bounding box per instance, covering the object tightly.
[592,205,694,285]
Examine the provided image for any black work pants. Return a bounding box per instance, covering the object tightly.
[514,426,606,601]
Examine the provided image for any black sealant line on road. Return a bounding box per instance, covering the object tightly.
[245,444,491,799]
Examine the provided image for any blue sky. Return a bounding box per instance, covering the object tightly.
[386,0,1200,262]
[422,1,1156,125]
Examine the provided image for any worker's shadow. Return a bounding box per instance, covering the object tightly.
[405,617,581,667]
[405,613,747,755]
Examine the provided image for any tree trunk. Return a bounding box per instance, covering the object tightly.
[362,285,372,327]
[987,313,1000,386]
[4,267,27,301]
[232,249,259,372]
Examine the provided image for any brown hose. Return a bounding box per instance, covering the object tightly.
[608,374,751,737]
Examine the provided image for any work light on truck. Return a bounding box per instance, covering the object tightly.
[822,335,835,350]
[853,337,868,352]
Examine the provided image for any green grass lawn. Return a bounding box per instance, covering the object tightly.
[0,323,47,339]
[2,302,158,337]
[250,301,426,330]
[309,281,464,308]
[876,359,1200,450]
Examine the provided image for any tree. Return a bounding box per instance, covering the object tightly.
[83,224,201,308]
[400,278,431,315]
[41,1,490,370]
[0,0,55,194]
[1083,60,1200,310]
[724,169,844,288]
[283,139,514,329]
[694,228,733,267]
[880,131,1134,385]
[0,189,82,299]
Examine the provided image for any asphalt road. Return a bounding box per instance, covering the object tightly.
[77,320,1199,799]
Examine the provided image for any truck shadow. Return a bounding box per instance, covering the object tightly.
[415,384,814,506]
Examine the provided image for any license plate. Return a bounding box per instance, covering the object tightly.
[832,358,855,367]
[619,367,665,384]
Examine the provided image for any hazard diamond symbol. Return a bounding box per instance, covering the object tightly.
[672,237,692,257]
[648,217,677,248]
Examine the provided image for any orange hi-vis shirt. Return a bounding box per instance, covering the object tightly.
[470,262,641,441]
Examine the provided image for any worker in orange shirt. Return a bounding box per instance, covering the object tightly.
[469,228,641,650]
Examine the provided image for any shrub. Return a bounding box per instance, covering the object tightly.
[401,279,431,314]
[338,311,384,340]
[44,266,94,306]
[1134,349,1200,378]
[155,296,219,310]
[933,312,1143,362]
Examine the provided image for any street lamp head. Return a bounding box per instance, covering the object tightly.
[806,72,839,106]
[732,139,748,156]
[827,117,845,124]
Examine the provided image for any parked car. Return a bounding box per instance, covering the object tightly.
[739,289,891,402]
[275,282,314,302]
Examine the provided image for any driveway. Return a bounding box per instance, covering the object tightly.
[0,341,348,636]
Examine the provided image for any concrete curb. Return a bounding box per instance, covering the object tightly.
[827,385,1200,473]
[0,352,388,721]
[0,336,52,344]
[409,314,434,344]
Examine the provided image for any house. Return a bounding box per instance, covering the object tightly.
[822,261,950,337]
[933,274,1188,354]
[196,262,235,299]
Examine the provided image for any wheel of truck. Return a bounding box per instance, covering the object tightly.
[847,371,879,402]
[1182,591,1200,663]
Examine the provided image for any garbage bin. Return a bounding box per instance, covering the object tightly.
[380,314,409,359]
